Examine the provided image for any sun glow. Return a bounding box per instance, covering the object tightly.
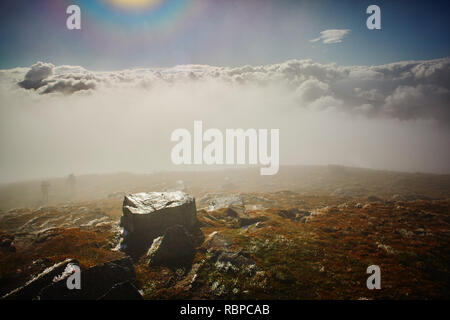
[105,0,163,10]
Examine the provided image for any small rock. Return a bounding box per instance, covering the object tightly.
[204,231,230,248]
[367,195,382,202]
[214,250,257,276]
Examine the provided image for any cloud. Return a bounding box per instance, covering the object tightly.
[17,62,97,94]
[310,29,350,44]
[0,57,449,182]
[18,61,54,90]
[295,79,330,103]
[11,57,450,124]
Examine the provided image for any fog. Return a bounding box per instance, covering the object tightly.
[0,59,449,183]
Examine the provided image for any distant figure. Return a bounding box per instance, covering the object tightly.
[41,180,50,205]
[67,174,76,200]
[67,174,76,191]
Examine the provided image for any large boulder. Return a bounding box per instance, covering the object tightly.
[147,225,195,268]
[119,192,198,256]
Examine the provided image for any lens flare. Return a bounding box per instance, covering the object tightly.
[105,0,163,10]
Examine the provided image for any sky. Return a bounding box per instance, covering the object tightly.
[0,0,449,183]
[0,0,449,69]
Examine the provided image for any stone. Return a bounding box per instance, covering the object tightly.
[199,193,245,212]
[216,251,257,276]
[203,231,230,249]
[367,195,382,202]
[37,257,140,300]
[1,258,78,300]
[225,207,265,227]
[147,225,195,268]
[277,208,310,221]
[120,192,198,256]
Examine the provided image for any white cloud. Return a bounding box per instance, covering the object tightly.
[7,57,450,123]
[0,57,449,182]
[5,57,450,123]
[295,79,330,103]
[310,29,351,44]
[18,61,54,89]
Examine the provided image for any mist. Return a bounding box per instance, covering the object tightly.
[0,59,449,183]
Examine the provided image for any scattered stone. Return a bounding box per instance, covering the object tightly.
[241,221,266,233]
[199,194,244,212]
[225,207,265,227]
[367,195,382,202]
[214,250,257,276]
[204,231,230,249]
[34,228,62,244]
[277,208,310,222]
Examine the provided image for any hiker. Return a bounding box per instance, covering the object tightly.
[66,174,76,200]
[41,180,50,204]
[67,174,76,191]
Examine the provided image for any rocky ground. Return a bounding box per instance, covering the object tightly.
[1,166,449,299]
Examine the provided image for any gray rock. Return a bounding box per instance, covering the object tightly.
[214,250,257,276]
[225,207,265,227]
[37,257,140,300]
[277,208,310,221]
[199,193,245,213]
[1,258,78,300]
[204,231,230,248]
[367,195,382,202]
[120,192,198,256]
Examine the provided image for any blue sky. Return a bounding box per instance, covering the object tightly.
[0,0,449,69]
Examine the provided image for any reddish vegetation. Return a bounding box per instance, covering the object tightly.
[130,197,449,300]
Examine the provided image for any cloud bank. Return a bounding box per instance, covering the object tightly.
[0,58,449,182]
[12,57,450,124]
